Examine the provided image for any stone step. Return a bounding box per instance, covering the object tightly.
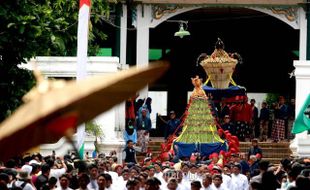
[136,156,285,164]
[147,147,291,153]
[141,138,292,164]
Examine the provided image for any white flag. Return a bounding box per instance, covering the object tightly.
[76,0,91,159]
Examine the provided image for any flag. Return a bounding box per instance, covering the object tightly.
[76,0,91,159]
[292,94,310,134]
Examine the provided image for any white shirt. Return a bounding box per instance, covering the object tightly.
[286,181,296,190]
[187,172,198,182]
[106,171,118,182]
[179,179,190,190]
[222,174,233,189]
[210,184,228,190]
[106,186,115,190]
[160,180,167,190]
[201,185,216,190]
[154,172,163,179]
[55,187,73,190]
[112,176,126,190]
[231,173,249,190]
[50,168,66,188]
[13,181,35,190]
[87,179,99,190]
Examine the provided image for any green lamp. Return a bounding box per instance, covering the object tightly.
[174,22,190,38]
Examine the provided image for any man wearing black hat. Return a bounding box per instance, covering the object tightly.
[158,111,181,140]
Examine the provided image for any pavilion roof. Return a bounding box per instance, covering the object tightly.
[133,0,304,6]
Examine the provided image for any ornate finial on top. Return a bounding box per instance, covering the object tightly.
[215,38,225,50]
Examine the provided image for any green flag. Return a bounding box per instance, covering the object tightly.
[292,94,310,134]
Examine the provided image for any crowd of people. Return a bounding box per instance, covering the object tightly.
[213,96,295,143]
[124,95,296,152]
[0,95,297,189]
[0,139,309,190]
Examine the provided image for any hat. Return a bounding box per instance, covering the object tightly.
[233,163,242,170]
[16,171,31,180]
[144,157,152,163]
[231,153,239,157]
[169,111,175,114]
[212,165,222,171]
[209,153,219,159]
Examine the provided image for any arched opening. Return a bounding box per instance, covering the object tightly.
[149,7,299,113]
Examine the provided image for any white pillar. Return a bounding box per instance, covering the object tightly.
[115,102,126,138]
[120,4,127,66]
[299,8,307,61]
[136,4,152,99]
[290,61,310,157]
[290,8,310,157]
[95,105,125,164]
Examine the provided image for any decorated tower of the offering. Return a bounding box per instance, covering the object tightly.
[200,38,238,89]
[175,76,223,144]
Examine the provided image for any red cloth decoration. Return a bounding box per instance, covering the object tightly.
[46,113,78,135]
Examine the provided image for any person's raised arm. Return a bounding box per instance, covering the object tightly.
[157,113,168,124]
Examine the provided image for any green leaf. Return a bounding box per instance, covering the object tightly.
[19,25,25,34]
[7,23,15,28]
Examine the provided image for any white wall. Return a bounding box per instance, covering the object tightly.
[138,91,168,129]
[247,93,268,111]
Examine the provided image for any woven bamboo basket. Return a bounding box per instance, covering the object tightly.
[200,48,238,89]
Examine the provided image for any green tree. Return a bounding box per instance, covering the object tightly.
[266,93,280,105]
[0,0,114,121]
[86,121,103,153]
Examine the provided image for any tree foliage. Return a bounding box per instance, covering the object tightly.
[266,93,280,105]
[0,0,114,121]
[86,120,103,152]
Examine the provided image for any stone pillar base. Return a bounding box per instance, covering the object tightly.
[290,61,310,158]
[290,133,310,158]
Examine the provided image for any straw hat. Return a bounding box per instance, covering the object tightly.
[0,61,168,161]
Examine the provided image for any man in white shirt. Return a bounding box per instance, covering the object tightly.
[211,174,228,190]
[201,173,215,190]
[154,163,163,180]
[102,173,114,190]
[175,170,189,190]
[55,174,73,190]
[166,178,178,190]
[87,164,99,190]
[49,157,67,188]
[231,163,249,190]
[211,166,232,190]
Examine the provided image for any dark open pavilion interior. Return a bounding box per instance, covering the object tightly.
[100,7,298,115]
